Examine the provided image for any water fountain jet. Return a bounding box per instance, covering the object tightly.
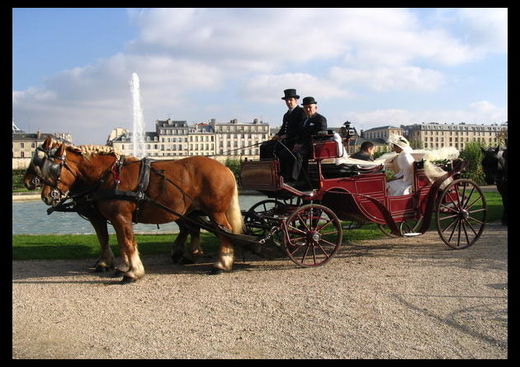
[130,72,146,158]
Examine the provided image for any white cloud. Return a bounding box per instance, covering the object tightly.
[13,8,507,144]
[347,100,507,131]
[456,8,507,54]
[329,66,445,92]
[243,73,351,103]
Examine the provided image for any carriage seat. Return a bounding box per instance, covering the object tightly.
[308,162,384,181]
[312,131,345,160]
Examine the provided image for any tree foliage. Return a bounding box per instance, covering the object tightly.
[459,142,485,185]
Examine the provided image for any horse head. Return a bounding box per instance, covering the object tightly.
[23,137,59,190]
[481,146,505,185]
[38,142,121,206]
[24,137,79,206]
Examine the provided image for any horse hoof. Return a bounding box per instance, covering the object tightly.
[120,276,137,284]
[209,268,224,275]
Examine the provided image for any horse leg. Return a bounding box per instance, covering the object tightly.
[172,223,204,264]
[209,212,234,274]
[76,204,115,272]
[182,226,204,264]
[171,223,190,263]
[112,216,145,283]
[89,213,115,272]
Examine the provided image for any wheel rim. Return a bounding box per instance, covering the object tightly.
[437,179,487,249]
[244,199,296,238]
[284,204,343,267]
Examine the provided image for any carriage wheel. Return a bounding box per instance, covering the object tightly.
[284,204,343,267]
[436,179,487,249]
[243,199,286,237]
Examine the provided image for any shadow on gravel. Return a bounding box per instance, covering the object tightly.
[11,250,302,284]
[333,222,507,272]
[12,223,506,283]
[391,293,508,350]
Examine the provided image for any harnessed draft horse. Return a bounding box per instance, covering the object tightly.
[481,146,508,225]
[25,137,244,282]
[23,140,206,271]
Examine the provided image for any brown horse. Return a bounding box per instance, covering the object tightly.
[27,137,243,282]
[24,141,207,272]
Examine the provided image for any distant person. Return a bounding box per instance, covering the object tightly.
[350,141,375,161]
[386,135,415,196]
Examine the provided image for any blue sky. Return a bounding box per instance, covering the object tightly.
[13,8,508,145]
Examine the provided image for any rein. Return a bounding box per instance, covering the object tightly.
[46,153,197,224]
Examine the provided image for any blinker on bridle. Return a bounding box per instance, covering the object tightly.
[30,145,75,203]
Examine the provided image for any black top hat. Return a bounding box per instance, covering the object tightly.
[282,89,300,100]
[301,96,317,105]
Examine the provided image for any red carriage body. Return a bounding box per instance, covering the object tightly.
[240,134,486,267]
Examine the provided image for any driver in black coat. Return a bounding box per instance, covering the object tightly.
[260,89,307,181]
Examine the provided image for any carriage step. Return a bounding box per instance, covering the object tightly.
[403,232,422,237]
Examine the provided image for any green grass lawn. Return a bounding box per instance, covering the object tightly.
[12,192,504,261]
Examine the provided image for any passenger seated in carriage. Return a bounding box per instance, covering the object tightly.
[350,141,375,162]
[385,135,415,196]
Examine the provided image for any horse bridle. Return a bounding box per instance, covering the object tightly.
[29,145,78,203]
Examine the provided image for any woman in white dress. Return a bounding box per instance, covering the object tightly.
[386,135,415,196]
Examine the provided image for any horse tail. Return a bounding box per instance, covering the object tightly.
[226,169,243,234]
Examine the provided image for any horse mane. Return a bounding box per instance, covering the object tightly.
[66,144,120,160]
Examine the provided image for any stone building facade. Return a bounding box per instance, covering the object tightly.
[402,122,508,150]
[12,122,72,169]
[107,117,270,162]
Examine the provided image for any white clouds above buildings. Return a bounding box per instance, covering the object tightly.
[13,8,507,145]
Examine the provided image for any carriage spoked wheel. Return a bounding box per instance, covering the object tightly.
[283,204,343,267]
[244,199,288,238]
[436,178,487,249]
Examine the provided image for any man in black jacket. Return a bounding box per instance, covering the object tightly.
[260,89,307,181]
[291,96,327,185]
[276,89,307,149]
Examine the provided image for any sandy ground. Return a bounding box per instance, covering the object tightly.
[12,221,507,359]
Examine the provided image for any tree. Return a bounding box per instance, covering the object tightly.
[224,158,241,184]
[459,142,485,185]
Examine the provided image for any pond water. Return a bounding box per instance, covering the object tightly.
[12,195,264,235]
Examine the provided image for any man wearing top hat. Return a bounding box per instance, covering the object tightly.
[276,89,307,148]
[260,89,307,181]
[290,96,328,185]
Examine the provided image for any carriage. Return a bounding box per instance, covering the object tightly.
[238,131,487,268]
[25,130,487,281]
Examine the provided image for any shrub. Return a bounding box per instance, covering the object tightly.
[459,142,485,185]
[224,158,242,184]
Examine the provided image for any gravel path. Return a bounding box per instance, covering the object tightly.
[12,222,507,359]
